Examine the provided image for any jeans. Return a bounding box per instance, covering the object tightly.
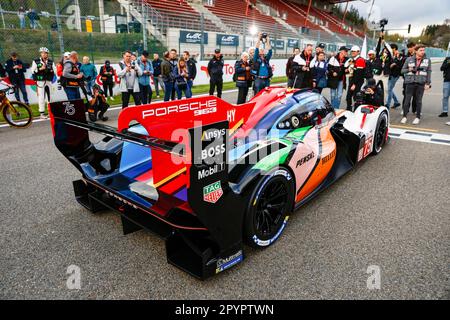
[237,86,249,104]
[121,89,142,108]
[403,83,425,118]
[254,77,270,94]
[102,83,114,97]
[13,81,29,104]
[64,87,81,100]
[139,84,152,104]
[153,76,164,96]
[163,81,174,101]
[175,82,192,99]
[19,17,25,29]
[386,76,400,107]
[85,79,96,96]
[209,79,223,98]
[443,81,449,113]
[330,81,344,109]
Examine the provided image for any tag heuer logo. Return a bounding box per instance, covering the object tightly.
[203,181,223,204]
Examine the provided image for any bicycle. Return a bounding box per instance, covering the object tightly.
[0,82,32,128]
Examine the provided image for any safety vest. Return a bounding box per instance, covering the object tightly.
[60,61,80,87]
[33,58,55,81]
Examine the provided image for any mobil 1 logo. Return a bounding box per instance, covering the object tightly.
[189,121,229,199]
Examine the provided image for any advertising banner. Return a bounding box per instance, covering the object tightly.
[216,34,239,46]
[180,30,208,44]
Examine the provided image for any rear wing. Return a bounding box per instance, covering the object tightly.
[49,97,256,279]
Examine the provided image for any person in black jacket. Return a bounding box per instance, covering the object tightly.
[183,51,197,93]
[5,52,29,105]
[234,52,252,104]
[208,49,224,98]
[355,78,384,108]
[293,44,313,89]
[286,47,301,88]
[152,53,163,98]
[99,60,116,101]
[0,62,6,79]
[327,46,348,109]
[386,44,403,109]
[346,45,367,111]
[439,56,450,118]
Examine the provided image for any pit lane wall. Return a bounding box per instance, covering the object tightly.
[1,59,288,105]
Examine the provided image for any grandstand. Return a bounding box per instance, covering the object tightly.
[0,0,368,62]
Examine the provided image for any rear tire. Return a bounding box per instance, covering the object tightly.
[244,168,295,248]
[372,111,388,155]
[2,101,32,128]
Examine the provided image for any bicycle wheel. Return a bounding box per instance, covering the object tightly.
[2,101,32,128]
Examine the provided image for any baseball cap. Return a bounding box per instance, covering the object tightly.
[339,46,348,52]
[368,50,376,55]
[214,49,221,54]
[63,52,71,58]
[317,43,326,49]
[351,45,361,52]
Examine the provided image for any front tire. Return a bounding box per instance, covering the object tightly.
[2,101,32,128]
[244,168,295,248]
[372,111,388,155]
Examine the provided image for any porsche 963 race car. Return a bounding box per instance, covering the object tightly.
[49,87,389,279]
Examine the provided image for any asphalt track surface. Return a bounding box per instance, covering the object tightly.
[0,63,449,300]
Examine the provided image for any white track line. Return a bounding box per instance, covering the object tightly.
[388,127,450,146]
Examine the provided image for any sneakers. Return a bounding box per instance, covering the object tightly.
[438,112,448,118]
[446,121,450,126]
[392,103,401,109]
[412,118,420,125]
[39,113,48,120]
[157,95,160,98]
[400,117,407,124]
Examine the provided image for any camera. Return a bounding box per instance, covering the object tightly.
[379,18,388,32]
[261,33,268,39]
[131,61,136,69]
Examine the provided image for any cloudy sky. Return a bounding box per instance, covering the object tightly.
[337,0,449,37]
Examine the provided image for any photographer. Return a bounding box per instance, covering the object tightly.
[207,49,224,98]
[87,84,109,122]
[401,44,431,125]
[355,78,384,108]
[60,51,83,101]
[99,60,115,101]
[31,47,57,118]
[5,52,29,105]
[253,32,273,94]
[117,50,143,109]
[137,50,154,104]
[80,56,97,96]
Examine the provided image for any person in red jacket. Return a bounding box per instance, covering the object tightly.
[346,45,367,111]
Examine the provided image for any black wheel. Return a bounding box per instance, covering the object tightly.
[244,168,295,248]
[2,101,32,128]
[372,111,388,155]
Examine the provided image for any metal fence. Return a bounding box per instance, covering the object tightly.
[0,0,446,64]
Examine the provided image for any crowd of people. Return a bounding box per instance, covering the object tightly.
[0,33,448,126]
